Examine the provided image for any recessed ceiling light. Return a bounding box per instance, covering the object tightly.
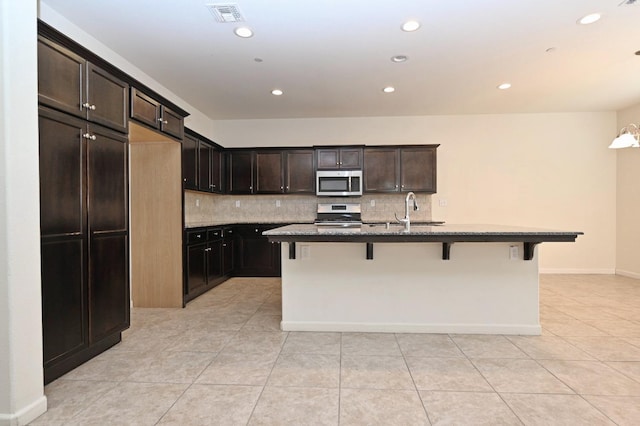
[497,83,512,90]
[382,86,395,93]
[271,89,283,96]
[254,57,263,63]
[234,27,253,38]
[577,13,601,25]
[401,20,421,32]
[391,55,408,63]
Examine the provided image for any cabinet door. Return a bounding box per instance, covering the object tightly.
[316,148,340,170]
[38,107,85,237]
[364,148,399,192]
[198,141,212,192]
[41,238,87,366]
[186,243,207,294]
[130,88,160,129]
[255,151,284,193]
[227,151,254,194]
[182,134,198,190]
[86,63,128,133]
[206,240,223,285]
[234,226,281,277]
[211,149,223,193]
[89,234,129,342]
[285,150,315,193]
[87,125,128,233]
[339,148,363,169]
[38,37,85,119]
[160,105,184,139]
[86,124,129,342]
[222,237,234,276]
[400,147,437,193]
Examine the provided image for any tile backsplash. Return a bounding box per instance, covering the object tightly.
[184,190,432,227]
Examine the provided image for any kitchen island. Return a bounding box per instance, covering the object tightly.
[264,224,582,335]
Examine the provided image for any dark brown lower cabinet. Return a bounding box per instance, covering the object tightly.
[233,224,281,277]
[184,227,228,303]
[39,106,129,384]
[183,224,282,302]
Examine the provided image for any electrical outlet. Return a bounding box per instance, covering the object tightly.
[235,200,240,208]
[509,245,519,260]
[276,200,281,207]
[195,198,200,207]
[300,244,311,259]
[370,199,376,207]
[439,198,448,207]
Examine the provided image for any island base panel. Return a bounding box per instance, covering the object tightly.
[281,242,540,335]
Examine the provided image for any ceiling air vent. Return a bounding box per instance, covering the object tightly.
[207,3,245,22]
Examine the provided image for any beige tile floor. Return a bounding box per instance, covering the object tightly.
[32,274,640,425]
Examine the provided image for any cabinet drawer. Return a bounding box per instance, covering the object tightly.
[187,230,206,244]
[130,88,160,128]
[207,229,222,241]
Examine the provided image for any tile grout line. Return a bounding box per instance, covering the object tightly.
[394,333,434,425]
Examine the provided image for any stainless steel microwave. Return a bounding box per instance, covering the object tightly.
[316,170,363,196]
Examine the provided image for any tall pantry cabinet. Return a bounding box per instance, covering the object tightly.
[38,34,130,384]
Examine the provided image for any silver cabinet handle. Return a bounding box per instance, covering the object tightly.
[83,102,96,110]
[395,184,398,188]
[157,118,168,124]
[82,133,96,140]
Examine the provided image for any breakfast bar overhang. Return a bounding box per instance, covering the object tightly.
[264,224,582,335]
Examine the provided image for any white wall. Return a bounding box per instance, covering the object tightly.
[0,0,47,424]
[211,113,618,273]
[38,2,216,139]
[615,103,640,278]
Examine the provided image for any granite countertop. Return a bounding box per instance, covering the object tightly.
[263,223,583,243]
[185,221,314,229]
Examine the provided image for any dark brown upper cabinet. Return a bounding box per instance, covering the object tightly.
[227,150,254,194]
[182,134,198,190]
[227,149,316,195]
[363,148,400,192]
[316,147,363,170]
[284,149,315,193]
[255,151,284,194]
[130,88,183,140]
[183,130,223,194]
[38,36,129,133]
[198,141,223,193]
[363,145,438,193]
[400,146,437,192]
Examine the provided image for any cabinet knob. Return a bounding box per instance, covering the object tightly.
[157,118,168,124]
[82,133,96,140]
[395,184,398,189]
[183,178,187,182]
[82,102,96,110]
[280,186,284,190]
[210,184,214,188]
[223,243,227,247]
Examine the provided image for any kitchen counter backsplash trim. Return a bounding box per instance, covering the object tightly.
[184,190,432,228]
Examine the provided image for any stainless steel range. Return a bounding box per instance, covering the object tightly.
[315,202,362,227]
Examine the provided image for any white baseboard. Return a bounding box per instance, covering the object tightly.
[616,269,640,279]
[0,395,47,426]
[281,321,541,335]
[539,268,616,275]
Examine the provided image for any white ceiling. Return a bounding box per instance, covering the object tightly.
[42,0,640,120]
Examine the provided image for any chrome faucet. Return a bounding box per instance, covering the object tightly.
[395,192,419,232]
